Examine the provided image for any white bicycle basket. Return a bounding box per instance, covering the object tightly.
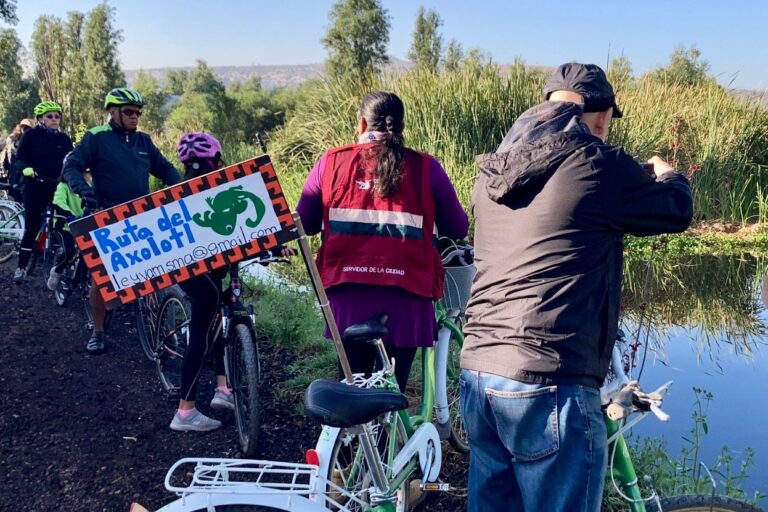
[442,264,476,313]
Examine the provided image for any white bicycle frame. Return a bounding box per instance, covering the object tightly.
[156,458,359,512]
[0,199,25,240]
[432,308,461,436]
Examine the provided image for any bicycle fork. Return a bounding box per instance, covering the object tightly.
[433,327,453,438]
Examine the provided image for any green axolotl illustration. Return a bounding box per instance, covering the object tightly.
[192,185,266,236]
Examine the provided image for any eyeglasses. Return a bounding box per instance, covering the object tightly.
[44,113,61,120]
[121,108,142,118]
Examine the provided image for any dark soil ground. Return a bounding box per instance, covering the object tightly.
[0,261,467,511]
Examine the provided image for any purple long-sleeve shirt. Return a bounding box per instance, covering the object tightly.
[297,149,469,347]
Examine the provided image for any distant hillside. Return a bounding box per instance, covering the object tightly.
[124,63,324,90]
[125,63,767,103]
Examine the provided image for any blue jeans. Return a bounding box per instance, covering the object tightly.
[460,369,607,512]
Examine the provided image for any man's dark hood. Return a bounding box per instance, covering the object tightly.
[476,102,600,203]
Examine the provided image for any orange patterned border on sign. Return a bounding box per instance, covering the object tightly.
[70,155,297,307]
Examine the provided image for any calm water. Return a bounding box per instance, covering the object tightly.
[622,254,767,497]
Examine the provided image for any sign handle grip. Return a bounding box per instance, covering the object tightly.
[292,213,354,384]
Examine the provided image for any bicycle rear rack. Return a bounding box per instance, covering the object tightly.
[164,457,367,511]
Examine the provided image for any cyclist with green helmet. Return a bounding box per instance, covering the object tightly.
[13,101,73,283]
[62,87,181,354]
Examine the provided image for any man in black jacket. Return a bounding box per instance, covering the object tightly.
[460,63,693,512]
[62,87,181,354]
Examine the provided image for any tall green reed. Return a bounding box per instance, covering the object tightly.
[267,66,768,225]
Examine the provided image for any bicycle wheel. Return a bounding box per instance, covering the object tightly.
[154,295,191,393]
[134,295,158,360]
[188,506,286,511]
[54,259,78,307]
[646,495,762,512]
[447,325,469,454]
[43,230,65,273]
[227,323,261,457]
[325,414,410,512]
[0,206,22,263]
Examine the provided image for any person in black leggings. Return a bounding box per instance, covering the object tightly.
[168,132,232,432]
[173,267,231,431]
[13,101,73,283]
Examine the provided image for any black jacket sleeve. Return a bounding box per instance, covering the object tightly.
[599,147,693,236]
[147,138,181,186]
[62,132,95,198]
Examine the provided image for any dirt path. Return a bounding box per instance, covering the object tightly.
[0,261,466,511]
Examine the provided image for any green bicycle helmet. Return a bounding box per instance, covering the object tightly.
[104,87,145,109]
[33,101,63,117]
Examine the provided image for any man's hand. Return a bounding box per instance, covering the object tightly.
[81,194,99,210]
[647,156,675,178]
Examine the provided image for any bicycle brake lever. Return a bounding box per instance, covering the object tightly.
[650,403,670,422]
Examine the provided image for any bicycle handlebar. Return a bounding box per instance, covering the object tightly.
[22,169,58,185]
[439,237,474,266]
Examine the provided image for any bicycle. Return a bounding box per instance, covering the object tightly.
[152,252,287,457]
[599,331,761,512]
[141,313,444,512]
[0,182,25,263]
[15,169,64,276]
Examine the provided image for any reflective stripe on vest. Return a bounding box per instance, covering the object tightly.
[328,207,424,239]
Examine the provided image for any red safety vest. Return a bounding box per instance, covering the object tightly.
[317,143,445,300]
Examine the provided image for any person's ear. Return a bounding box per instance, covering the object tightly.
[357,116,367,135]
[594,109,612,139]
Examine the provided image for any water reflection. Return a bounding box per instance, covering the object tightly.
[622,253,768,358]
[620,252,767,495]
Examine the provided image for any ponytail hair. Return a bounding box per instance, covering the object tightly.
[359,91,405,198]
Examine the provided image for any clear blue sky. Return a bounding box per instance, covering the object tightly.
[10,0,768,89]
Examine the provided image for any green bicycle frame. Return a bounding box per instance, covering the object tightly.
[606,416,647,512]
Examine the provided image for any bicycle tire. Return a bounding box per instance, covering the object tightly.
[135,295,159,360]
[646,494,763,512]
[447,322,470,454]
[325,414,410,512]
[154,295,191,393]
[136,286,190,360]
[228,323,261,457]
[188,506,287,511]
[43,230,65,274]
[54,259,77,307]
[0,205,22,263]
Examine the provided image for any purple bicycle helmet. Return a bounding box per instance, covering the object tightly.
[177,132,223,163]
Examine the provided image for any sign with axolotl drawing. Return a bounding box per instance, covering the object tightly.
[70,155,298,308]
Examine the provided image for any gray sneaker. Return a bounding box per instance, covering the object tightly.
[13,267,26,284]
[47,267,64,291]
[170,409,222,432]
[210,390,235,411]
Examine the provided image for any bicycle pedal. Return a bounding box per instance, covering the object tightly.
[420,482,450,492]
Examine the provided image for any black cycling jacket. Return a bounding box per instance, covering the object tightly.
[62,120,180,207]
[14,125,73,183]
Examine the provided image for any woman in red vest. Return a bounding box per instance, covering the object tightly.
[297,91,468,391]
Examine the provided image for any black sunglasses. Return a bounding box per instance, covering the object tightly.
[121,108,142,117]
[44,113,61,120]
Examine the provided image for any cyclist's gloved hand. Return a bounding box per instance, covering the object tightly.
[22,167,35,178]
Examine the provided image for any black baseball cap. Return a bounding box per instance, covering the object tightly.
[543,62,623,118]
